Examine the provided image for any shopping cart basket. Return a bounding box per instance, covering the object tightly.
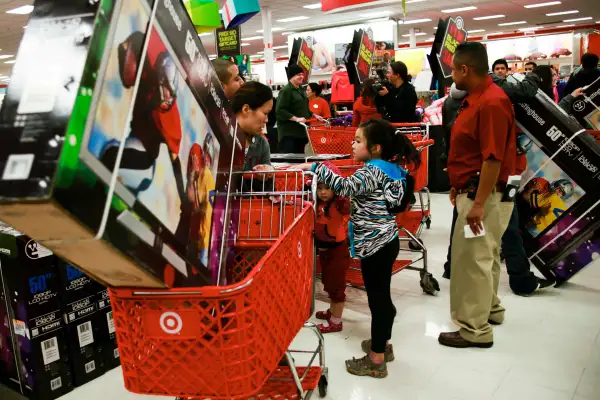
[307,125,356,155]
[108,171,329,400]
[314,158,439,295]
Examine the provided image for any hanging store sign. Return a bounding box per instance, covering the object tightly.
[437,16,468,79]
[216,25,241,58]
[354,28,375,84]
[289,38,314,85]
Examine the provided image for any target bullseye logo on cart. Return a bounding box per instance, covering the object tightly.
[297,241,302,258]
[160,312,183,335]
[320,137,327,144]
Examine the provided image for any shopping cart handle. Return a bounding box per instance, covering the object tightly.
[412,139,435,148]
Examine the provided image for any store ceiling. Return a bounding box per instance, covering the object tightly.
[0,0,597,79]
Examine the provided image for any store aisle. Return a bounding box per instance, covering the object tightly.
[4,194,599,400]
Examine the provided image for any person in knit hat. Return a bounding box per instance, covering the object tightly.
[275,64,315,153]
[314,161,351,333]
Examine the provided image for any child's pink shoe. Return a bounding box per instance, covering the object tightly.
[317,319,343,333]
[315,309,332,320]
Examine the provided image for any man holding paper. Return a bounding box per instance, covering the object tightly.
[439,42,516,349]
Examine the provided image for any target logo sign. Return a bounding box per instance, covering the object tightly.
[297,241,303,258]
[159,312,183,335]
[320,137,327,143]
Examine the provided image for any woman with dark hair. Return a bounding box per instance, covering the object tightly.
[534,65,585,112]
[352,78,381,126]
[306,82,332,121]
[231,81,274,174]
[376,61,418,123]
[297,119,420,378]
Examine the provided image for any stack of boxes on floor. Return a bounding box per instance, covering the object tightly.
[0,223,120,399]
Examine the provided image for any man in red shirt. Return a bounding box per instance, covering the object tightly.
[439,42,516,349]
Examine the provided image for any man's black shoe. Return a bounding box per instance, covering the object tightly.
[513,278,555,297]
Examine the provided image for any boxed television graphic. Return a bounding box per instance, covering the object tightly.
[0,0,244,288]
[509,74,600,282]
[57,261,105,386]
[93,285,120,371]
[0,224,73,399]
[0,270,20,392]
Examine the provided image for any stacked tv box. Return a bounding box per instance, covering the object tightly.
[0,224,119,399]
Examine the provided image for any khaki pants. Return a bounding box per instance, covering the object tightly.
[450,193,513,343]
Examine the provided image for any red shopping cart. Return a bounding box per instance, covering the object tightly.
[314,155,439,295]
[108,171,329,400]
[307,125,356,155]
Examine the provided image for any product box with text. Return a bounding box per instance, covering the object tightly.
[510,74,600,281]
[0,224,73,399]
[94,286,120,371]
[0,0,244,289]
[0,271,21,392]
[57,261,105,386]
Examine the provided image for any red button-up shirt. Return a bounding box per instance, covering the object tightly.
[448,76,516,188]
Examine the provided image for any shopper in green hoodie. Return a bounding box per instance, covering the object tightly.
[276,64,315,153]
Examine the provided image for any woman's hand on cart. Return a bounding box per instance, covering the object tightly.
[296,163,314,171]
[252,164,275,180]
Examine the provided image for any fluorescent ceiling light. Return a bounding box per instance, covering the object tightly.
[198,32,212,37]
[406,0,426,3]
[441,6,477,13]
[6,5,33,14]
[401,32,427,37]
[0,55,14,60]
[272,45,288,49]
[519,27,538,31]
[241,36,263,41]
[364,11,391,18]
[398,18,432,24]
[473,15,505,20]
[257,27,283,33]
[276,16,309,23]
[4,60,16,64]
[467,29,486,33]
[498,21,527,26]
[241,43,250,47]
[546,10,578,16]
[303,3,321,9]
[563,17,593,22]
[281,32,295,35]
[524,1,561,8]
[424,37,435,42]
[556,24,575,28]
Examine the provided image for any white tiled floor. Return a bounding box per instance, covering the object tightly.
[3,194,600,400]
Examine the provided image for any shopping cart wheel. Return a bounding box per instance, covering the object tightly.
[425,217,432,229]
[420,271,440,296]
[318,375,328,397]
[408,239,423,251]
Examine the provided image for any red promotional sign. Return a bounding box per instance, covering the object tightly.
[289,38,314,85]
[437,16,468,78]
[355,29,375,84]
[321,0,377,12]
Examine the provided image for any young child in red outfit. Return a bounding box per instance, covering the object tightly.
[314,162,351,334]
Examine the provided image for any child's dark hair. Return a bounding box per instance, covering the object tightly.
[359,119,421,168]
[308,82,323,97]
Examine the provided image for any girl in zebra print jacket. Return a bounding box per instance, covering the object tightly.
[299,119,420,378]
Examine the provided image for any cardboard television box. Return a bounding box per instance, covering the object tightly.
[56,261,106,386]
[570,76,600,130]
[93,285,120,371]
[509,74,600,281]
[0,271,21,393]
[0,0,244,289]
[0,224,73,399]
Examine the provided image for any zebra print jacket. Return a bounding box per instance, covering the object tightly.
[312,160,407,259]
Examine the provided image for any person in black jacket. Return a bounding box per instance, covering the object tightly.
[442,71,554,296]
[376,61,418,123]
[562,53,600,100]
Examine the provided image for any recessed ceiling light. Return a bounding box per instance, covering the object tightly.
[4,60,16,64]
[241,43,250,47]
[281,32,294,35]
[596,21,600,24]
[401,32,427,37]
[398,18,432,24]
[556,24,575,28]
[0,55,14,60]
[498,21,527,26]
[303,3,321,9]
[468,29,486,33]
[241,36,263,41]
[256,27,283,33]
[563,17,593,22]
[6,5,34,14]
[546,10,578,16]
[519,27,538,32]
[441,6,477,13]
[424,37,435,42]
[524,1,561,8]
[473,15,505,20]
[276,16,309,23]
[198,32,212,37]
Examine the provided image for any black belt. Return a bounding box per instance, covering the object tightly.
[455,183,506,195]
